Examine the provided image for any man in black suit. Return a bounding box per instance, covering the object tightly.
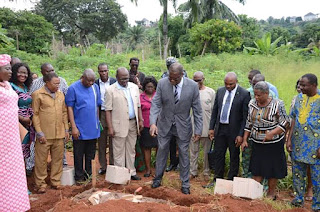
[204,72,250,187]
[95,63,117,175]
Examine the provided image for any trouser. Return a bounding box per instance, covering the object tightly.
[154,125,191,188]
[190,137,212,176]
[98,110,114,170]
[73,139,97,181]
[213,124,240,180]
[292,159,320,210]
[113,119,137,176]
[27,139,68,170]
[34,138,64,188]
[241,138,253,178]
[169,137,179,167]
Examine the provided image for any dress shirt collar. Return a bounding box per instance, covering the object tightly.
[99,78,110,84]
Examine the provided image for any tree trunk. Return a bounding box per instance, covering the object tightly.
[162,0,168,59]
[15,32,19,50]
[201,40,208,57]
[158,32,162,59]
[177,43,182,58]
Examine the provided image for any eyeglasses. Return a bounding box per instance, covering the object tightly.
[119,77,129,81]
[194,79,203,82]
[131,64,139,67]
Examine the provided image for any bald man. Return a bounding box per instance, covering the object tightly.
[190,71,215,181]
[65,69,101,184]
[204,72,250,187]
[105,67,143,180]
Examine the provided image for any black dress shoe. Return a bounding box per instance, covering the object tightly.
[165,164,177,172]
[151,181,161,188]
[202,182,215,188]
[131,175,141,180]
[98,169,106,175]
[181,187,190,194]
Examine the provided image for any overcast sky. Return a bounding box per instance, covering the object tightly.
[1,0,319,25]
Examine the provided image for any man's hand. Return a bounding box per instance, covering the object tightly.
[71,126,80,140]
[65,131,70,141]
[149,124,158,137]
[235,136,243,147]
[241,140,248,151]
[317,148,320,159]
[193,134,201,142]
[208,130,215,141]
[39,136,47,144]
[108,126,115,138]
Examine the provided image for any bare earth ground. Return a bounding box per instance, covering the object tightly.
[27,151,312,212]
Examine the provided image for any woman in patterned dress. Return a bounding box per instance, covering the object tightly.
[241,81,290,200]
[10,63,34,168]
[0,54,30,211]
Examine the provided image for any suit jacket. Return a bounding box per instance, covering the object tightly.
[150,77,203,141]
[32,86,68,139]
[209,85,250,139]
[105,82,141,138]
[94,77,117,90]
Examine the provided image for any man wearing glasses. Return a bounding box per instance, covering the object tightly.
[190,71,216,181]
[105,67,144,180]
[95,63,116,175]
[149,63,203,194]
[129,57,145,89]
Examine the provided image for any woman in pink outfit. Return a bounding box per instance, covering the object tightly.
[0,54,30,212]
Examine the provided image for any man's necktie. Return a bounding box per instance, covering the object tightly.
[221,91,231,123]
[174,85,179,104]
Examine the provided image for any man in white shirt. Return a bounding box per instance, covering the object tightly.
[204,72,250,188]
[190,71,216,181]
[95,63,116,175]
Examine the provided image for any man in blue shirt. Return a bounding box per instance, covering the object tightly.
[65,69,101,183]
[248,69,279,98]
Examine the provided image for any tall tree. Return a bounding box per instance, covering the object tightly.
[178,0,245,27]
[0,8,55,54]
[130,0,176,59]
[35,0,127,46]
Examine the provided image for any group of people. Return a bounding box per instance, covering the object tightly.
[0,53,319,211]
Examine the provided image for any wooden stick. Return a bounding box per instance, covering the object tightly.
[92,160,96,188]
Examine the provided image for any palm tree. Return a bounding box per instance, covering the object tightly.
[125,25,145,50]
[178,0,245,28]
[130,0,176,59]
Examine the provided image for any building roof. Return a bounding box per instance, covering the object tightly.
[304,12,316,17]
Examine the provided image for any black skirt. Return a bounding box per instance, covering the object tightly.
[140,127,158,148]
[249,138,287,179]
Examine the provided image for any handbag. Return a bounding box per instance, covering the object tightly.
[208,139,215,170]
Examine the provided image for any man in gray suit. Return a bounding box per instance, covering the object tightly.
[149,63,203,194]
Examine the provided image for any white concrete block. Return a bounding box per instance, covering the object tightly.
[214,179,233,195]
[232,177,263,199]
[105,165,131,185]
[60,166,75,186]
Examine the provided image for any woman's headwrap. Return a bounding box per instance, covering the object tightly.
[0,54,11,67]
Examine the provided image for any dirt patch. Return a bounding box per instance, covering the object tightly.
[27,151,312,212]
